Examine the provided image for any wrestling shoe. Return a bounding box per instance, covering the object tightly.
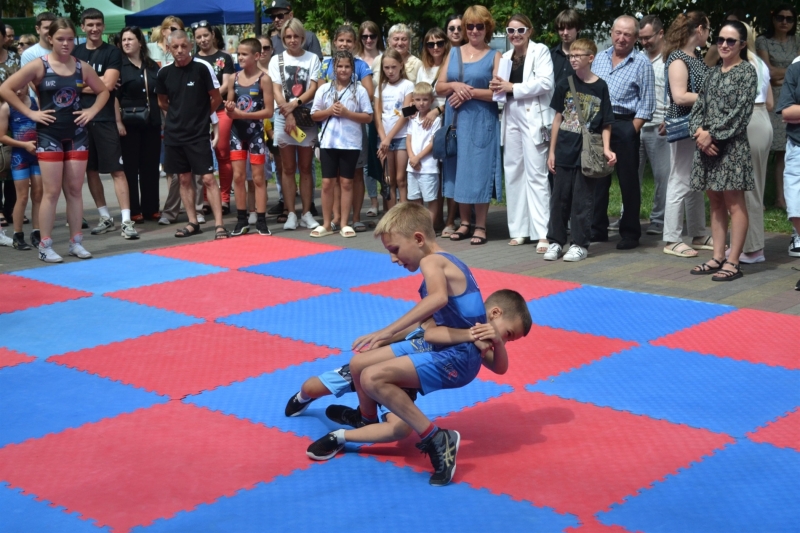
[91,216,114,235]
[284,392,314,417]
[30,229,41,248]
[307,432,344,461]
[231,220,250,236]
[38,241,63,263]
[416,428,460,486]
[68,237,92,259]
[256,218,271,235]
[325,405,373,428]
[12,232,31,250]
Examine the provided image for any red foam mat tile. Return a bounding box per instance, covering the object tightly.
[652,308,800,370]
[478,324,637,390]
[107,270,337,320]
[567,516,634,533]
[49,322,338,398]
[0,273,91,314]
[0,402,313,533]
[747,408,800,453]
[146,235,341,269]
[352,268,579,302]
[364,391,733,519]
[0,347,36,369]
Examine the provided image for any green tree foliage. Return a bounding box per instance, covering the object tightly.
[45,0,84,25]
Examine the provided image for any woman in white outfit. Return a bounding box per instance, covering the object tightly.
[491,14,554,251]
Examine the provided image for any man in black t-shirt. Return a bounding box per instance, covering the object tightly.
[156,30,227,239]
[73,8,138,240]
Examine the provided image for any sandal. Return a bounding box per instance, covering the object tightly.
[508,237,527,246]
[712,261,743,282]
[310,226,334,238]
[691,236,714,250]
[276,211,289,224]
[536,240,549,253]
[353,221,367,233]
[664,242,698,258]
[339,225,357,238]
[175,222,202,238]
[449,223,473,241]
[214,225,230,239]
[690,257,724,275]
[366,207,378,217]
[440,224,456,238]
[470,226,487,246]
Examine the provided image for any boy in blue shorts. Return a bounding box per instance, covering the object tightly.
[285,202,532,485]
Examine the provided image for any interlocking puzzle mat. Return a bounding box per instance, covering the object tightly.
[1,235,799,532]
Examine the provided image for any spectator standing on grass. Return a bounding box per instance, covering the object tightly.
[776,58,800,289]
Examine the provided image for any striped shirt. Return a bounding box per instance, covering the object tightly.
[592,47,655,121]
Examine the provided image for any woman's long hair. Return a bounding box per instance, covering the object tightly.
[663,11,707,60]
[119,26,156,69]
[420,27,450,68]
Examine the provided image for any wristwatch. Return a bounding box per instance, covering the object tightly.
[296,97,303,106]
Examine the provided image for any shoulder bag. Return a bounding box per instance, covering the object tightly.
[432,47,463,160]
[663,57,696,143]
[121,63,150,126]
[279,53,316,129]
[567,75,613,178]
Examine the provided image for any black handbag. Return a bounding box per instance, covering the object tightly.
[279,53,316,129]
[121,64,150,126]
[433,48,463,161]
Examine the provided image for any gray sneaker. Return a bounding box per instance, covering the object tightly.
[121,220,140,240]
[608,219,620,231]
[91,216,114,235]
[646,223,663,235]
[68,239,92,259]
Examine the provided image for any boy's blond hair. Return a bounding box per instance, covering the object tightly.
[569,38,597,56]
[374,203,436,241]
[413,82,434,98]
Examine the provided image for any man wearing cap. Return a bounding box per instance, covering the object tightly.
[266,0,323,59]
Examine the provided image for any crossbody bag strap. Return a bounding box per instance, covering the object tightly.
[278,53,291,102]
[142,63,150,113]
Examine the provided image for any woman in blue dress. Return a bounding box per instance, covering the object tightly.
[437,5,502,245]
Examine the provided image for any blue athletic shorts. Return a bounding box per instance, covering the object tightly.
[318,364,355,398]
[404,342,482,396]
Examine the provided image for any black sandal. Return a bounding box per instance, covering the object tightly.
[712,261,743,282]
[470,226,487,246]
[690,257,724,275]
[175,222,202,238]
[449,223,473,241]
[214,225,230,239]
[276,211,289,224]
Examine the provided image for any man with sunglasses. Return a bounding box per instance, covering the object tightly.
[266,0,322,60]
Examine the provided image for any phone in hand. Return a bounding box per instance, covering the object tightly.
[290,127,307,143]
[401,105,417,118]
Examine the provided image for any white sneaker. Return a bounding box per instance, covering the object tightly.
[248,212,257,224]
[0,229,12,247]
[38,243,63,263]
[563,244,588,262]
[68,239,92,259]
[543,243,563,261]
[299,211,319,229]
[283,211,298,230]
[158,216,171,225]
[90,216,114,235]
[197,213,206,224]
[789,233,800,258]
[121,220,140,240]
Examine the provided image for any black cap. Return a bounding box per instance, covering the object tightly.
[266,0,292,13]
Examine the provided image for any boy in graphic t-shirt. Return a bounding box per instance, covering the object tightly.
[545,38,616,263]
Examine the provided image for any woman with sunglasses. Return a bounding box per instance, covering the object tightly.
[16,35,36,55]
[437,5,502,245]
[756,4,799,211]
[356,22,385,219]
[445,14,465,47]
[491,14,553,251]
[688,20,757,282]
[193,20,235,215]
[147,16,183,67]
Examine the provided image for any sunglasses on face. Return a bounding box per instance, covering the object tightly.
[169,26,180,32]
[190,20,210,30]
[466,23,485,31]
[361,33,377,41]
[426,40,446,49]
[272,11,291,20]
[716,37,743,47]
[774,15,795,23]
[505,27,529,35]
[448,26,461,32]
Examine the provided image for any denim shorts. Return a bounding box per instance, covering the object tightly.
[389,137,407,151]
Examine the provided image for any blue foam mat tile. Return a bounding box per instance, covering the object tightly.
[0,482,112,533]
[598,439,800,533]
[242,248,415,290]
[11,252,225,294]
[524,285,733,342]
[134,455,579,533]
[526,345,800,437]
[0,295,202,358]
[186,353,511,440]
[0,360,168,446]
[219,291,415,351]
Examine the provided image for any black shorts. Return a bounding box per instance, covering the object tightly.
[320,148,360,179]
[164,140,215,176]
[36,122,89,162]
[86,121,124,173]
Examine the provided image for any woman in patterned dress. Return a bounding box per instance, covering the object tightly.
[689,20,757,282]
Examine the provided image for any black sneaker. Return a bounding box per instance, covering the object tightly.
[325,404,374,428]
[795,278,800,291]
[231,220,250,236]
[267,201,284,215]
[12,232,31,250]
[81,218,89,229]
[416,428,460,486]
[307,432,344,461]
[30,230,40,248]
[284,392,314,417]
[256,219,271,236]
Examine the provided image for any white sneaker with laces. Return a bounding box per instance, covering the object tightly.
[283,211,298,230]
[196,213,206,224]
[299,211,319,229]
[789,233,800,258]
[563,244,588,262]
[39,243,63,263]
[68,238,92,259]
[91,216,114,235]
[0,229,12,247]
[543,243,562,261]
[248,212,257,224]
[121,220,140,240]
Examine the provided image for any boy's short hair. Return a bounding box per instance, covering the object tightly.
[80,8,104,24]
[485,289,532,336]
[374,202,436,241]
[239,37,261,54]
[35,12,56,28]
[413,82,434,98]
[569,38,597,56]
